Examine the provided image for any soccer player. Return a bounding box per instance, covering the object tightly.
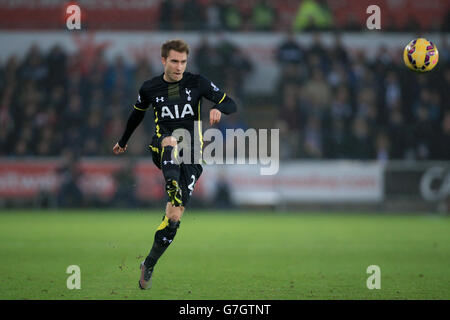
[113,39,237,290]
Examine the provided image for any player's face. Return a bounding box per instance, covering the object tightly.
[162,50,187,82]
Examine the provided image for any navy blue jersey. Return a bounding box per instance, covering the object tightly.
[134,72,227,138]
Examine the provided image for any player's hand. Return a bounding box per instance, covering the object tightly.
[210,108,222,126]
[113,142,127,155]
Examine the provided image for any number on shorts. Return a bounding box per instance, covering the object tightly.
[188,175,196,196]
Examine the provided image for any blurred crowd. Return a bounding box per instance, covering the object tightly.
[155,0,450,32]
[0,43,152,157]
[0,32,449,161]
[0,36,253,158]
[275,33,450,161]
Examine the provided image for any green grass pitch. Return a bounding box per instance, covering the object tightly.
[0,210,449,300]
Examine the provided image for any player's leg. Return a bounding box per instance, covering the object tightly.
[161,136,182,207]
[139,203,184,290]
[139,164,202,290]
[179,164,203,206]
[149,203,184,262]
[139,203,184,287]
[141,164,197,271]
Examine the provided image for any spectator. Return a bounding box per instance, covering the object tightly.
[308,33,330,72]
[36,139,52,156]
[437,67,450,107]
[14,139,30,156]
[276,32,307,92]
[105,55,134,103]
[442,8,450,32]
[387,108,410,159]
[217,112,248,137]
[181,0,205,30]
[384,71,401,111]
[330,33,349,65]
[38,127,58,155]
[0,125,12,155]
[216,34,240,88]
[437,111,450,159]
[327,60,349,89]
[226,47,253,100]
[356,88,378,129]
[347,117,374,159]
[212,170,234,209]
[20,45,48,84]
[412,106,436,160]
[276,31,305,66]
[276,32,307,100]
[375,131,391,162]
[64,94,84,130]
[47,85,66,111]
[413,88,441,124]
[221,0,243,31]
[323,118,350,159]
[292,0,333,32]
[279,84,302,158]
[205,0,223,31]
[330,85,352,122]
[45,44,67,88]
[159,0,174,30]
[133,57,153,93]
[194,37,226,87]
[300,115,323,159]
[82,110,103,156]
[113,160,139,208]
[301,68,332,116]
[276,119,299,160]
[56,150,83,208]
[250,0,277,31]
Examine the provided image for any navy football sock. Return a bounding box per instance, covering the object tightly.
[144,215,180,269]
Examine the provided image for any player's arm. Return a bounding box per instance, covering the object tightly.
[113,86,151,154]
[199,75,237,126]
[113,108,146,154]
[212,94,237,115]
[209,95,237,126]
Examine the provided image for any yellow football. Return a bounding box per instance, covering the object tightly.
[403,38,439,72]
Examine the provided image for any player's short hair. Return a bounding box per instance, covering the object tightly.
[161,39,189,58]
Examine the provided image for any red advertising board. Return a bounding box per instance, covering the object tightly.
[0,0,447,30]
[0,158,380,204]
[0,159,60,197]
[0,158,181,201]
[327,0,449,30]
[0,0,160,30]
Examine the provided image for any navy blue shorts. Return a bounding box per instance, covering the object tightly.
[149,134,203,206]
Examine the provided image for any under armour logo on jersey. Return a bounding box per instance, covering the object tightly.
[185,88,192,101]
[156,97,164,102]
[211,82,219,92]
[163,160,174,165]
[137,94,141,103]
[162,237,173,244]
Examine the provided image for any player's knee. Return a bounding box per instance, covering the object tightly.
[167,211,183,222]
[166,204,184,222]
[161,136,177,147]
